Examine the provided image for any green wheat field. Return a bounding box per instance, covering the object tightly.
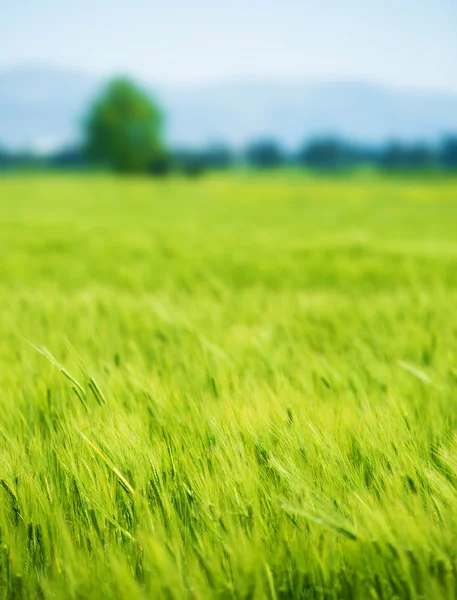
[1,172,457,599]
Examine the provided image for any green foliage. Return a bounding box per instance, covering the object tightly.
[1,172,457,598]
[245,139,285,168]
[84,78,165,173]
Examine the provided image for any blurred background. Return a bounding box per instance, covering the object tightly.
[1,0,457,174]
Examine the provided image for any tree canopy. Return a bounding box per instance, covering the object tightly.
[84,78,165,173]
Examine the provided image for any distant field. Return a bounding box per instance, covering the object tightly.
[1,173,457,599]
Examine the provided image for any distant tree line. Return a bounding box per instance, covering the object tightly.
[243,137,457,173]
[2,136,457,175]
[1,77,456,176]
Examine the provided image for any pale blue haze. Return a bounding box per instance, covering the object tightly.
[1,0,456,90]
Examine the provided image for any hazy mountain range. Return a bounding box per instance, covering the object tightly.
[1,66,457,152]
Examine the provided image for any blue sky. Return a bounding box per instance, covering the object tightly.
[2,0,457,90]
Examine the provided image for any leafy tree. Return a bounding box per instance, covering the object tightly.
[297,138,359,171]
[379,142,434,171]
[200,144,235,170]
[0,147,11,169]
[47,146,87,170]
[440,136,457,170]
[148,150,172,176]
[245,139,285,169]
[84,78,165,173]
[171,149,206,177]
